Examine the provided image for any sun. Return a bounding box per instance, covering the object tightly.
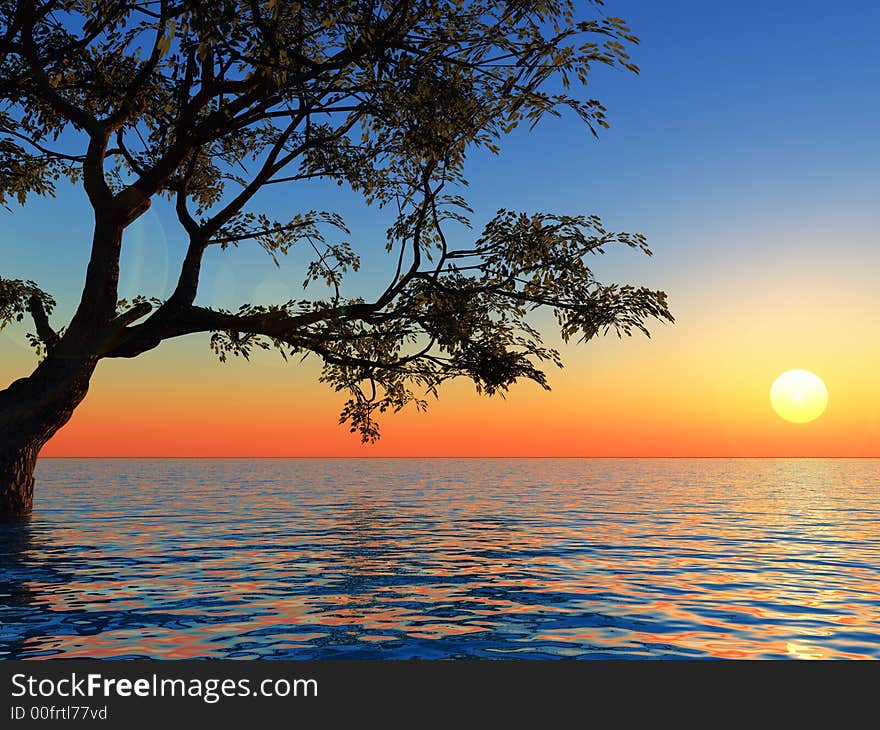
[770,370,828,424]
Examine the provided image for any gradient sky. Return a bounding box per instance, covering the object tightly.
[2,0,879,456]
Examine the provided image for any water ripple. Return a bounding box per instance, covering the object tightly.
[1,458,879,659]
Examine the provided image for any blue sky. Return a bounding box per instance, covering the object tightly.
[5,1,878,299]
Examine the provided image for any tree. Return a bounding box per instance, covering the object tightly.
[0,0,672,519]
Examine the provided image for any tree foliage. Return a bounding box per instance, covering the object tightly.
[1,0,672,441]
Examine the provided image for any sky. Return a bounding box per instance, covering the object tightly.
[2,0,879,457]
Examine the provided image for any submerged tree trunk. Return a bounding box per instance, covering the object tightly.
[0,355,96,520]
[0,444,40,518]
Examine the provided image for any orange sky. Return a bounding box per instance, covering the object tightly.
[7,261,873,457]
[2,231,878,457]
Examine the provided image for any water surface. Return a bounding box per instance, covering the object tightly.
[1,458,878,659]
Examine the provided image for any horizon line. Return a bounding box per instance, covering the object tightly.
[38,455,880,460]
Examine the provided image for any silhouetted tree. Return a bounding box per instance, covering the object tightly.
[0,0,672,518]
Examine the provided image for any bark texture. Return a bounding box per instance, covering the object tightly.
[0,356,96,520]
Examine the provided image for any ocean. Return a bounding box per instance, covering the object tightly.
[2,458,878,659]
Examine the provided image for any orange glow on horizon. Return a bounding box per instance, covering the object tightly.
[6,251,879,458]
[31,327,880,458]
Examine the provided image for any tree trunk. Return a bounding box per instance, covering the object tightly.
[0,355,96,521]
[0,444,40,518]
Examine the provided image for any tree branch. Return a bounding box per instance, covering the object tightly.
[26,294,59,349]
[103,299,380,359]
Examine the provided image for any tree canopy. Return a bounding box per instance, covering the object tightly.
[0,0,672,441]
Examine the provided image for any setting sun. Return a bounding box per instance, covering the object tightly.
[770,370,829,424]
